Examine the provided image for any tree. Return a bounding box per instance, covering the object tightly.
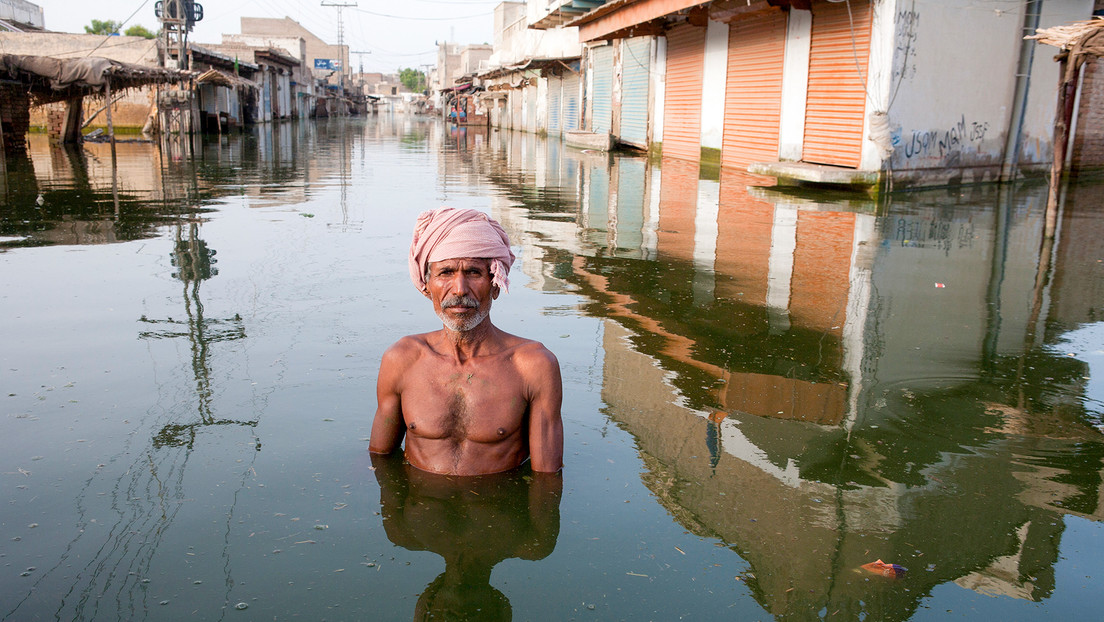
[84,19,122,35]
[399,68,427,94]
[124,24,157,39]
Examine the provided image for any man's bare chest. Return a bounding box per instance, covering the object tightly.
[400,363,528,442]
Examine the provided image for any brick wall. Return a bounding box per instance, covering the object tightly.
[1071,55,1103,173]
[0,84,30,152]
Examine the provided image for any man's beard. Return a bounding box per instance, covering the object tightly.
[437,295,490,332]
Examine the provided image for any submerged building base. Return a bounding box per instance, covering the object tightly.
[749,161,882,193]
[565,130,613,151]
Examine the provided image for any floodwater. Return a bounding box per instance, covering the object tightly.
[1,116,1102,621]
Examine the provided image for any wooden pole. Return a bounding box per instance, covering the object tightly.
[104,76,116,146]
[1045,57,1080,239]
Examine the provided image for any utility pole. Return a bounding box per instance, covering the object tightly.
[351,50,372,76]
[157,0,203,70]
[321,1,356,91]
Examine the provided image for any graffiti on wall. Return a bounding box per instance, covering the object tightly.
[897,114,991,161]
[893,6,920,83]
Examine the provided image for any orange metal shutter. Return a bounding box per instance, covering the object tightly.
[662,23,706,163]
[722,9,788,170]
[803,0,873,168]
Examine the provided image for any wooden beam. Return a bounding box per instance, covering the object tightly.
[710,0,784,23]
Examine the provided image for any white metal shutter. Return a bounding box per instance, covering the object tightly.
[620,37,651,148]
[591,45,614,134]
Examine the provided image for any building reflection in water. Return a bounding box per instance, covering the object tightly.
[460,131,1104,619]
[372,453,561,621]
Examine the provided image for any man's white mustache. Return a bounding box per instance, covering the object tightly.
[442,295,479,308]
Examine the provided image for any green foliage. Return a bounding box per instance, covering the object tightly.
[399,68,427,93]
[124,24,157,39]
[84,19,122,35]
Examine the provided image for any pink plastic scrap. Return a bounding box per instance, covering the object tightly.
[861,559,907,578]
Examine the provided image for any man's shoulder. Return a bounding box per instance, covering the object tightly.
[382,333,435,363]
[506,336,559,371]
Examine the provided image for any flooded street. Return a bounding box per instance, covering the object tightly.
[2,116,1103,621]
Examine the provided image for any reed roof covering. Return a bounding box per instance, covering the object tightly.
[1028,16,1104,82]
[0,54,187,103]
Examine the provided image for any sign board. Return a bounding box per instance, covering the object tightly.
[314,59,342,71]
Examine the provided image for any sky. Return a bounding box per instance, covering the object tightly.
[36,0,498,73]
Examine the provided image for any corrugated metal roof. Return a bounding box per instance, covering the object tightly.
[531,0,610,30]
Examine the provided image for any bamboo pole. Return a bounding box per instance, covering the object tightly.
[104,76,116,146]
[1045,57,1080,240]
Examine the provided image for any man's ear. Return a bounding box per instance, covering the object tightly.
[492,285,500,300]
[421,288,432,299]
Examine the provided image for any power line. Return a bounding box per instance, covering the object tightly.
[321,1,356,88]
[351,7,491,21]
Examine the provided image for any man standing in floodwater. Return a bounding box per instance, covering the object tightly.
[369,207,564,476]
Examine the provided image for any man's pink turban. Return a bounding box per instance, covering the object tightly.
[408,207,516,295]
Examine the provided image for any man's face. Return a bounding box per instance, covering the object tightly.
[425,258,499,332]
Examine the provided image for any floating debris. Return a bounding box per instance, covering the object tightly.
[861,559,907,578]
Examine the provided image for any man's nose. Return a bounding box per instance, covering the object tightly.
[446,272,472,296]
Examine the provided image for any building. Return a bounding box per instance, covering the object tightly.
[476,2,584,135]
[0,32,164,131]
[202,42,302,121]
[485,0,1099,191]
[239,17,349,91]
[0,0,43,31]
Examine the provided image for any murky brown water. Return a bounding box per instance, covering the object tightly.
[2,117,1103,621]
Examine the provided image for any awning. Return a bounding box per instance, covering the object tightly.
[195,68,258,91]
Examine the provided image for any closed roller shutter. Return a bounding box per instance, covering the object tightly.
[548,75,563,136]
[563,72,581,132]
[722,10,787,170]
[591,45,614,134]
[620,37,651,148]
[803,0,872,167]
[662,23,706,163]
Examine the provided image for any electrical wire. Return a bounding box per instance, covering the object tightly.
[352,7,492,21]
[83,0,151,57]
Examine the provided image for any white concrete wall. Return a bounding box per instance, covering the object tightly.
[700,19,728,151]
[3,0,43,28]
[778,9,812,162]
[652,36,666,145]
[1019,0,1092,163]
[492,1,582,67]
[884,0,1093,177]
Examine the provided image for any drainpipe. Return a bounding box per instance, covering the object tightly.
[1000,0,1042,182]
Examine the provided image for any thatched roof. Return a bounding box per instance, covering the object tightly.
[0,53,188,103]
[1028,16,1104,51]
[195,68,258,91]
[1028,16,1104,82]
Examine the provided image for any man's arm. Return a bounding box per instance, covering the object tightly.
[525,345,564,472]
[369,343,409,454]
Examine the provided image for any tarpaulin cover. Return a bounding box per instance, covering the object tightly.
[0,54,182,91]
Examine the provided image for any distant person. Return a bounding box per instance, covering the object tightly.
[369,207,563,475]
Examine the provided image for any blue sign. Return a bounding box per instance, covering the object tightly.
[314,59,342,70]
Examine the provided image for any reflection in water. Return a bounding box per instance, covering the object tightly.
[372,454,562,621]
[139,222,253,448]
[2,116,1102,621]
[469,130,1104,619]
